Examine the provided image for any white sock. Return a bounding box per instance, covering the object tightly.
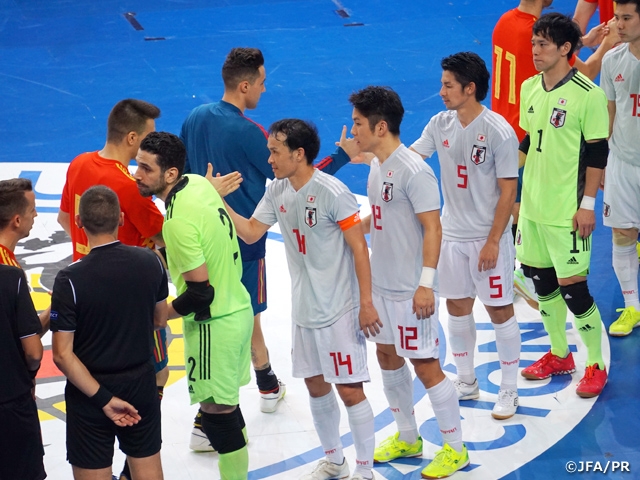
[613,243,640,309]
[493,316,520,391]
[427,377,463,452]
[309,390,343,464]
[448,313,476,384]
[381,363,419,443]
[346,400,374,478]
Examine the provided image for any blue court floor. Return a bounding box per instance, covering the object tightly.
[1,1,638,479]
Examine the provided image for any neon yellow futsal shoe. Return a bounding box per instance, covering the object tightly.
[609,306,640,336]
[421,443,469,479]
[373,432,423,463]
[636,241,640,263]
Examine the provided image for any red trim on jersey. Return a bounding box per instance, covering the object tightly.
[314,155,334,171]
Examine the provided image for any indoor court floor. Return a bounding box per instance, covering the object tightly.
[1,0,638,478]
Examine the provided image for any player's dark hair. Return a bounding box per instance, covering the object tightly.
[222,48,265,89]
[348,86,404,135]
[79,185,121,235]
[0,178,33,231]
[616,0,640,14]
[269,119,321,164]
[441,52,490,102]
[140,131,187,176]
[533,12,583,58]
[106,99,160,144]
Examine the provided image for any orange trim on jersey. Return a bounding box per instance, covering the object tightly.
[0,244,20,268]
[338,212,361,231]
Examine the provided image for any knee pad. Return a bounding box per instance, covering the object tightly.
[559,282,594,317]
[612,229,638,247]
[200,410,246,454]
[529,267,559,297]
[235,406,246,430]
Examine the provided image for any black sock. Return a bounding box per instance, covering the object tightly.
[255,363,279,393]
[120,460,131,480]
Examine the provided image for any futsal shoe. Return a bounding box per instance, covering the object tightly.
[374,432,423,463]
[300,458,350,480]
[576,364,607,398]
[421,443,469,479]
[260,380,286,413]
[514,268,539,309]
[609,306,640,336]
[350,474,375,480]
[453,378,479,400]
[491,389,518,420]
[521,351,576,380]
[189,410,215,452]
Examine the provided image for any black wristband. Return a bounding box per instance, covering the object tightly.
[27,365,40,380]
[90,385,113,409]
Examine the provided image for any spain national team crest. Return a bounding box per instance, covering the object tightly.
[471,145,486,165]
[305,207,317,227]
[381,181,393,202]
[604,202,611,217]
[550,108,566,128]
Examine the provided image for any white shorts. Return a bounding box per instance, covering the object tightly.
[291,308,370,384]
[439,231,515,307]
[603,156,640,230]
[369,292,440,359]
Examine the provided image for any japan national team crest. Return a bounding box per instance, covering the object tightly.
[516,229,522,246]
[603,202,611,217]
[471,145,486,165]
[305,207,317,227]
[550,108,566,128]
[381,182,393,202]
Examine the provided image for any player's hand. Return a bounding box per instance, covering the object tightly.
[413,286,435,320]
[477,239,499,272]
[350,152,375,165]
[205,163,243,198]
[582,22,607,48]
[573,208,596,240]
[335,125,361,160]
[602,18,620,48]
[359,301,383,338]
[103,397,141,427]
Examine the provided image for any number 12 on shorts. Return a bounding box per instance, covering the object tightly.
[330,352,353,376]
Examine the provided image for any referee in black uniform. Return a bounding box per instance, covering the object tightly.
[52,185,168,480]
[0,264,45,480]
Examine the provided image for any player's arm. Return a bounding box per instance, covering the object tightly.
[408,146,427,160]
[576,22,620,80]
[150,231,165,248]
[223,201,270,245]
[573,139,608,238]
[607,100,616,140]
[413,210,441,320]
[342,219,382,338]
[518,134,530,168]
[38,306,51,335]
[167,263,214,320]
[57,210,71,237]
[360,214,371,234]
[573,0,598,35]
[53,331,141,427]
[478,177,517,272]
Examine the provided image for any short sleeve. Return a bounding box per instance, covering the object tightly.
[154,254,169,302]
[163,217,206,274]
[60,179,70,213]
[581,87,610,141]
[252,186,278,227]
[50,270,78,332]
[600,55,615,101]
[492,129,519,179]
[406,166,440,214]
[14,269,42,339]
[411,117,438,158]
[331,190,360,225]
[519,79,532,134]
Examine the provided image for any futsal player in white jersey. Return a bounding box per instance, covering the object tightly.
[601,0,640,337]
[411,52,521,420]
[349,86,468,479]
[221,119,381,480]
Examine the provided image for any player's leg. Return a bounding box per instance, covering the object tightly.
[72,466,112,480]
[200,403,248,480]
[610,228,640,335]
[125,453,163,480]
[440,239,479,400]
[243,258,284,413]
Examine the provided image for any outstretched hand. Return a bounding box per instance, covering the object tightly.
[205,163,243,198]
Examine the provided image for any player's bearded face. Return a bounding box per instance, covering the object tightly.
[135,150,167,197]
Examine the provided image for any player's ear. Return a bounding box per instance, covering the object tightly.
[118,212,125,227]
[75,214,83,229]
[376,119,388,136]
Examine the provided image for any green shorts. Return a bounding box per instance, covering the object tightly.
[515,216,591,278]
[182,306,253,405]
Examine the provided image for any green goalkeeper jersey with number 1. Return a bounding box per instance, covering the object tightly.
[519,69,609,228]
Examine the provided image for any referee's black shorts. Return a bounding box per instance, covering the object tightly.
[0,391,46,480]
[66,362,161,469]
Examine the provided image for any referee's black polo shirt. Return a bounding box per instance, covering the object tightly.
[0,265,42,403]
[50,241,168,374]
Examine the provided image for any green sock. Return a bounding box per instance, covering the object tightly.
[219,445,249,480]
[539,289,569,357]
[573,302,605,368]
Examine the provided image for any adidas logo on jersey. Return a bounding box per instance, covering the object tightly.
[189,385,194,393]
[528,106,535,113]
[443,139,450,148]
[614,73,625,82]
[567,257,579,265]
[578,323,595,332]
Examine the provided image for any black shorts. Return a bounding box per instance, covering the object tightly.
[66,362,161,469]
[0,391,46,480]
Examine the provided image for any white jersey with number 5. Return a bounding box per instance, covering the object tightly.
[367,144,440,301]
[411,107,518,241]
[253,169,361,329]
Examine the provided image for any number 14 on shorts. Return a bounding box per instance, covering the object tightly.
[329,352,353,376]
